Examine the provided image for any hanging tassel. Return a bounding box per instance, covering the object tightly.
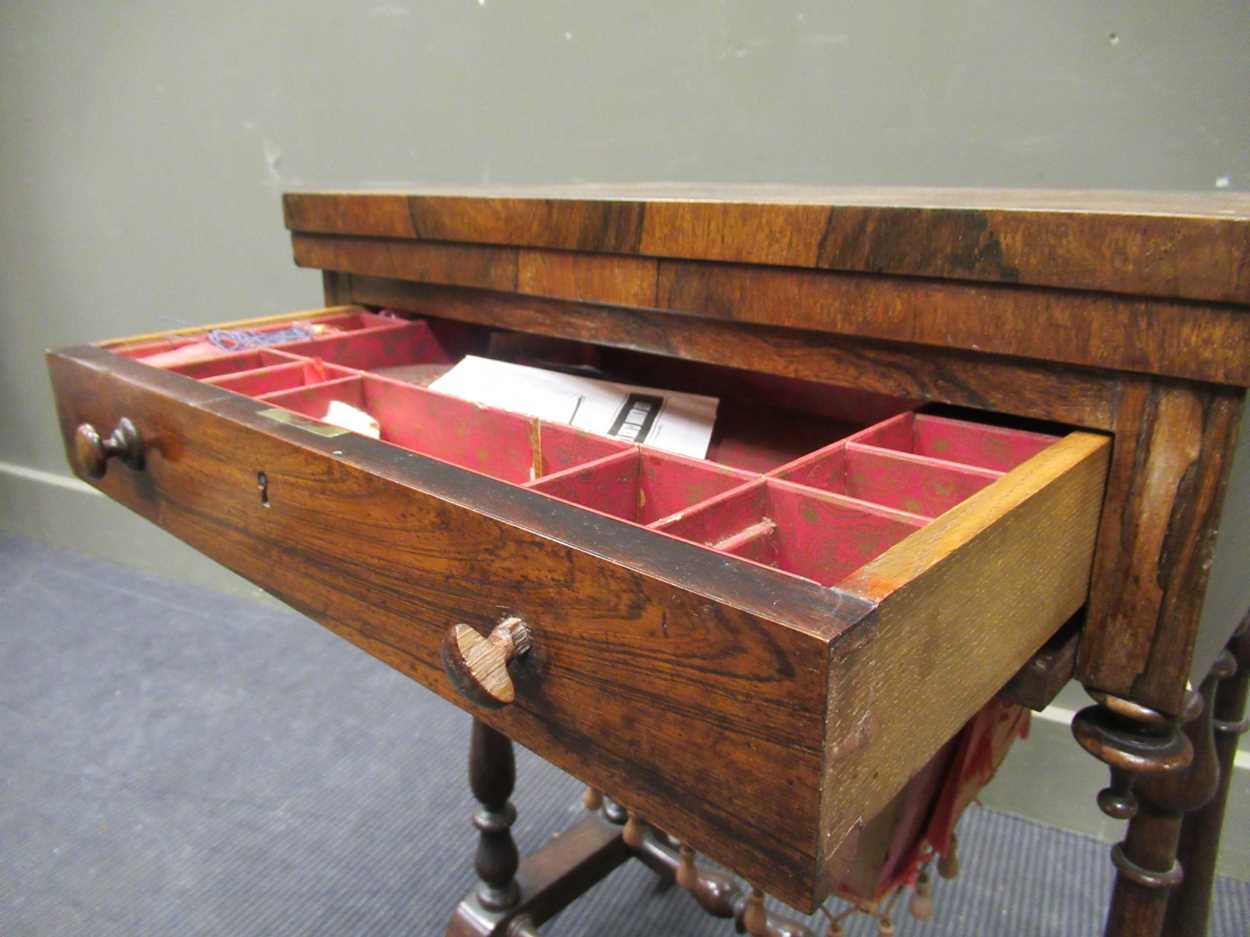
[742,887,768,937]
[581,787,603,811]
[909,871,934,920]
[938,833,960,879]
[622,809,644,848]
[676,843,698,891]
[818,902,848,937]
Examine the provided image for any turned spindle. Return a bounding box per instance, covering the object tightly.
[1072,697,1191,818]
[626,836,813,936]
[737,885,816,937]
[672,843,736,916]
[622,810,644,848]
[1165,635,1247,936]
[1073,689,1199,937]
[468,719,521,911]
[581,787,603,811]
[742,888,769,937]
[676,844,699,891]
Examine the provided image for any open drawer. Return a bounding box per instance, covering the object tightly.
[46,305,1109,910]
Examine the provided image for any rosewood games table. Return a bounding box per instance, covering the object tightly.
[47,187,1250,936]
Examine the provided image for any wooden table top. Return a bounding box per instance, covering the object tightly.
[284,186,1250,388]
[284,185,1250,306]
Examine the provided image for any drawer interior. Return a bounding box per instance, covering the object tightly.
[69,303,1110,909]
[107,309,1062,591]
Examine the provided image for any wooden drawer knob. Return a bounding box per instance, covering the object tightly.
[74,418,145,479]
[442,617,533,708]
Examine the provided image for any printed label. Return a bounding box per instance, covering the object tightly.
[607,393,664,444]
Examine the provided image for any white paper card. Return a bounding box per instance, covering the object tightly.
[428,356,718,459]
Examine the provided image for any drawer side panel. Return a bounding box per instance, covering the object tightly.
[819,433,1110,889]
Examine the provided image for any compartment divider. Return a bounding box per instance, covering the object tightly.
[525,449,640,518]
[272,320,454,372]
[204,357,359,396]
[712,519,776,552]
[646,476,765,531]
[117,311,404,366]
[256,374,624,484]
[257,374,363,404]
[770,435,989,521]
[652,478,928,586]
[523,448,637,489]
[766,477,930,528]
[849,410,1058,472]
[530,447,758,524]
[165,348,302,380]
[844,442,1004,478]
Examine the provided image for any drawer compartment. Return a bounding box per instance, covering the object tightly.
[853,411,1057,472]
[771,440,1003,519]
[206,358,359,396]
[260,374,626,482]
[527,449,757,525]
[655,480,925,586]
[48,306,1110,910]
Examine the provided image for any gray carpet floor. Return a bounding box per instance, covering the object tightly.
[2,533,1246,936]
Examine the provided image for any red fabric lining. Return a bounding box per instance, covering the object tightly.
[837,697,1031,902]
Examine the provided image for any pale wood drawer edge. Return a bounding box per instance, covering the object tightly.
[95,305,365,348]
[816,432,1111,892]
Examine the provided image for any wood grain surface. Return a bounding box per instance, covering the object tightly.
[96,305,364,348]
[338,277,1119,431]
[283,187,1250,304]
[827,432,1110,883]
[1080,382,1245,713]
[47,341,1110,908]
[47,186,1250,926]
[326,275,1245,717]
[292,234,1250,387]
[47,344,854,909]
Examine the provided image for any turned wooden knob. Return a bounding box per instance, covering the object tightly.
[1071,699,1193,819]
[74,418,145,479]
[442,617,532,708]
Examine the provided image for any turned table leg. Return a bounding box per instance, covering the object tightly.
[445,730,632,937]
[468,719,522,911]
[1166,619,1250,935]
[1072,690,1197,937]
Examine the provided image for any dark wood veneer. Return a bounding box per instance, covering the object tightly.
[293,233,1250,387]
[48,186,1250,937]
[283,186,1250,304]
[46,335,1106,910]
[297,186,1249,719]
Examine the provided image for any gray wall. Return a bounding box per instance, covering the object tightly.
[2,0,1247,874]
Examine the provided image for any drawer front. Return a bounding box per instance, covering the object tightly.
[48,317,1109,910]
[48,344,838,906]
